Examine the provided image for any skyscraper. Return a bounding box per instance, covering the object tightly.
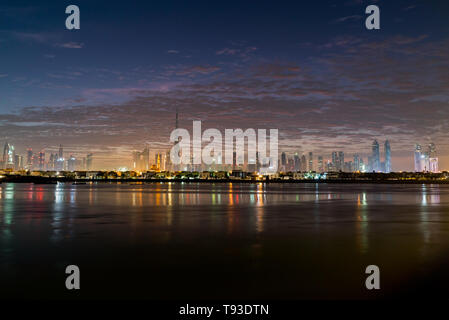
[308,152,313,172]
[2,142,9,166]
[294,153,300,171]
[39,151,45,170]
[371,140,380,172]
[171,109,180,171]
[338,151,344,171]
[414,144,422,172]
[27,148,33,170]
[414,142,438,173]
[427,143,438,173]
[353,154,360,172]
[49,154,54,170]
[53,153,59,170]
[86,153,93,171]
[317,156,324,173]
[428,143,436,157]
[2,142,15,169]
[429,157,439,173]
[56,145,64,171]
[384,140,391,173]
[155,153,165,171]
[133,147,150,171]
[300,154,307,172]
[58,144,63,160]
[256,152,260,173]
[281,152,287,172]
[331,152,338,172]
[14,155,23,171]
[68,155,76,172]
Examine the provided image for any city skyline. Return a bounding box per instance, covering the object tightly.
[2,1,449,305]
[0,111,441,172]
[0,1,448,170]
[1,136,441,173]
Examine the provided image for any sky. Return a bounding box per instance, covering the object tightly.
[0,0,448,170]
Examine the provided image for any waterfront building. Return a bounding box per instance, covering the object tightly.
[308,152,313,171]
[317,155,324,173]
[384,140,391,173]
[280,152,287,172]
[414,142,439,173]
[68,155,76,172]
[414,144,422,172]
[39,151,45,170]
[86,153,93,171]
[331,152,338,172]
[353,154,361,172]
[2,142,15,169]
[338,152,344,171]
[133,147,150,171]
[27,148,33,170]
[14,154,24,170]
[371,140,380,172]
[300,154,307,172]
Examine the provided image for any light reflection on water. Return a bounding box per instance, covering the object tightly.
[0,182,448,242]
[1,182,449,299]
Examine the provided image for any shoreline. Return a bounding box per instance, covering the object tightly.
[1,177,449,185]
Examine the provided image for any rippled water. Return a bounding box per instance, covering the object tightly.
[1,182,449,299]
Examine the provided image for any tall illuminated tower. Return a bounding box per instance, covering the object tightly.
[338,151,344,171]
[353,154,360,172]
[428,143,438,173]
[384,140,391,173]
[294,153,300,172]
[372,140,380,172]
[308,152,313,171]
[317,155,324,173]
[281,152,287,171]
[414,144,422,172]
[2,142,15,169]
[172,109,179,171]
[39,151,45,171]
[58,144,63,160]
[86,153,93,171]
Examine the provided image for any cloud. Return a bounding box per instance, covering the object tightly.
[216,48,240,55]
[403,5,417,11]
[177,65,220,75]
[216,46,257,59]
[334,15,362,23]
[1,36,448,170]
[8,31,57,44]
[167,49,179,54]
[57,42,84,49]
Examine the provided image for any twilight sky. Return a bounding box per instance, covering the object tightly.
[0,0,448,170]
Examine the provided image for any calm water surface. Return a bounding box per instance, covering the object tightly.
[1,182,449,299]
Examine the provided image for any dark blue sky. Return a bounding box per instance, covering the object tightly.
[0,0,448,169]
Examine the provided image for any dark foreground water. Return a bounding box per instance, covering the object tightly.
[1,182,449,300]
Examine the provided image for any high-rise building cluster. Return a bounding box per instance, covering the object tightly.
[132,147,150,171]
[0,132,442,174]
[367,140,391,173]
[1,142,21,170]
[1,142,94,171]
[414,143,439,173]
[279,140,392,173]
